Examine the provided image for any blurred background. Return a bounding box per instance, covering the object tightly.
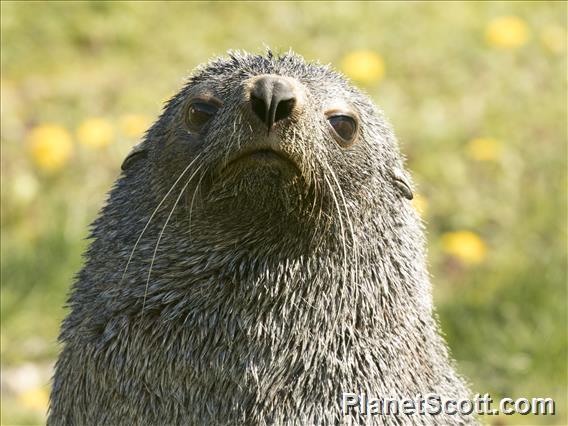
[1,2,566,424]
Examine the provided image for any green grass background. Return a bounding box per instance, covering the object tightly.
[1,1,566,424]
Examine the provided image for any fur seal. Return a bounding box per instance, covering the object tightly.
[48,50,474,425]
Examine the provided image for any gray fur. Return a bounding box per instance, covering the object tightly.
[48,50,474,425]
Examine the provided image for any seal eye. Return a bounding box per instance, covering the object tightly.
[187,102,218,131]
[327,114,358,146]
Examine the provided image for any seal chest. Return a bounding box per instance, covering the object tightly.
[49,50,475,425]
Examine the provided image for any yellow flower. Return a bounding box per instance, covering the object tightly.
[442,231,487,265]
[27,124,73,172]
[412,193,428,215]
[18,387,49,412]
[341,50,385,84]
[119,114,152,138]
[12,172,39,203]
[466,137,502,161]
[77,117,114,149]
[540,26,566,54]
[485,16,530,49]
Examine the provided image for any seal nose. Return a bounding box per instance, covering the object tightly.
[249,75,297,133]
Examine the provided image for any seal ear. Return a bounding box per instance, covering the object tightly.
[391,168,414,200]
[121,142,148,171]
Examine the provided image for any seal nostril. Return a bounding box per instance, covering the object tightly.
[250,94,269,126]
[274,98,296,123]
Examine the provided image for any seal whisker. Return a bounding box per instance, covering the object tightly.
[141,162,205,317]
[322,173,348,345]
[120,153,203,285]
[322,161,359,285]
[307,165,320,221]
[322,161,360,326]
[310,173,326,250]
[188,170,206,240]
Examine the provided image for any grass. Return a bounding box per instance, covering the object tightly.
[1,1,566,424]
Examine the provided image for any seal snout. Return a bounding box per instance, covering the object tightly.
[247,75,301,133]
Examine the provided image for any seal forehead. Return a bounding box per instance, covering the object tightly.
[185,51,361,115]
[191,51,344,90]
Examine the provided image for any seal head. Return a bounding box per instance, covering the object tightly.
[121,50,412,244]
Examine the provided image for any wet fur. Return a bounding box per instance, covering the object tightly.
[49,51,474,425]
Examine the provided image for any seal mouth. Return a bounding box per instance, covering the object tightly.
[225,147,300,173]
